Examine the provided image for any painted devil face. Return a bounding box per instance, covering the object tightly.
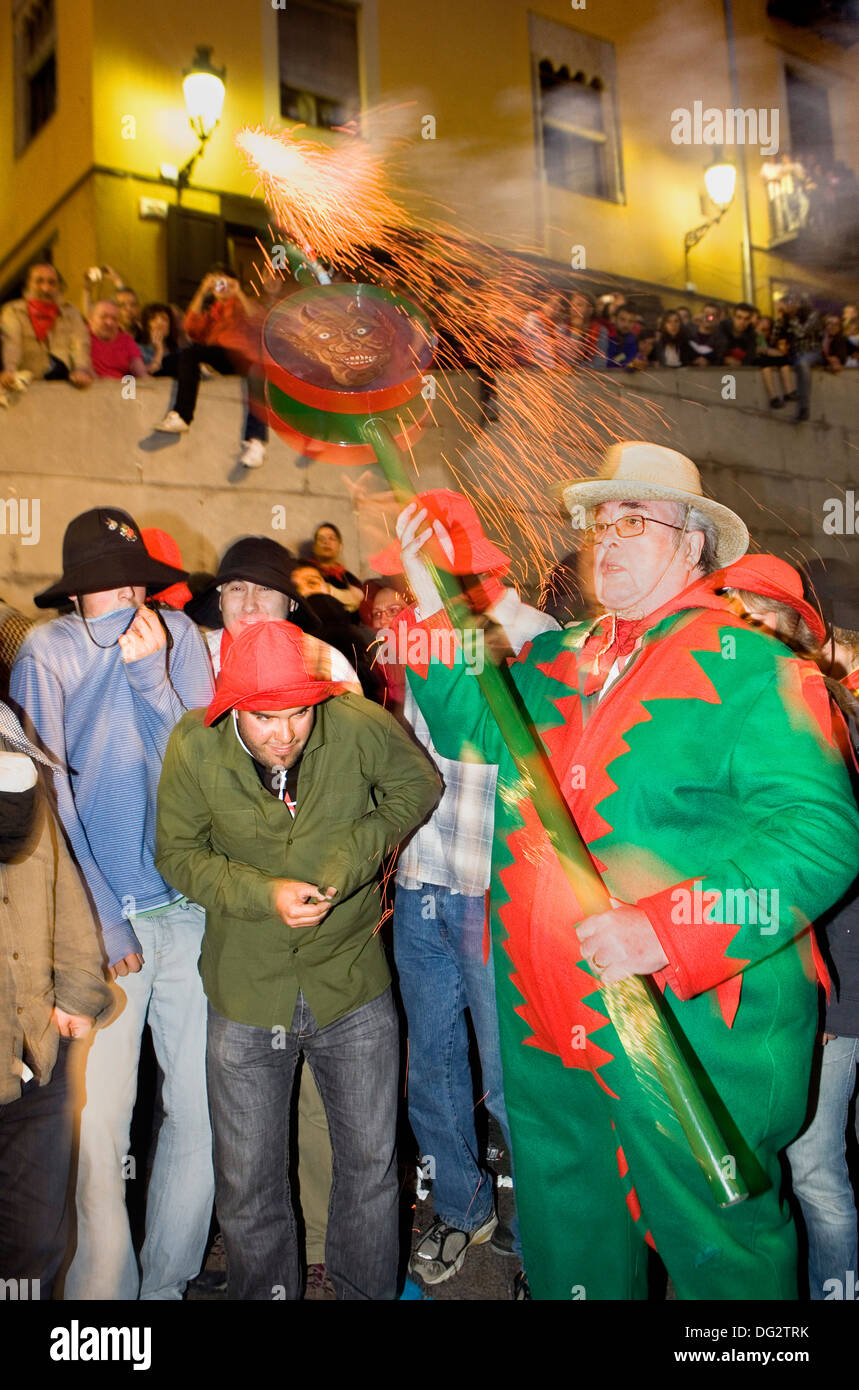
[281,300,396,387]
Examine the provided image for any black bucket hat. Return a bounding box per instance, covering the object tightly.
[34,507,189,609]
[185,536,316,632]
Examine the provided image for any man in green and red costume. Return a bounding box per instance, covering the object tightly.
[394,441,859,1300]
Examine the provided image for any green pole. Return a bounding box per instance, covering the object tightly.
[362,414,747,1207]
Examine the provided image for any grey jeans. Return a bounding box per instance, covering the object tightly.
[206,988,400,1300]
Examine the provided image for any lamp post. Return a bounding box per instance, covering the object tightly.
[683,155,736,291]
[165,45,226,194]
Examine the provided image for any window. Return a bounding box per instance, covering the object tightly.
[785,66,834,165]
[13,0,57,155]
[278,0,360,131]
[529,13,623,203]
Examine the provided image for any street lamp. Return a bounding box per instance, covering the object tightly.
[684,155,736,291]
[161,46,226,191]
[704,159,736,211]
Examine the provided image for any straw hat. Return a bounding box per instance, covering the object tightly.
[562,442,749,566]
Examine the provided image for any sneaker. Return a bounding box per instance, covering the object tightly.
[512,1268,531,1300]
[240,438,266,469]
[155,411,189,433]
[410,1212,497,1285]
[769,396,784,409]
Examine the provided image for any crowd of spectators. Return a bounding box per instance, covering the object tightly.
[1,257,856,434]
[0,258,270,465]
[517,284,859,422]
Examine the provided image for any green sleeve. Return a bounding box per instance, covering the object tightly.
[155,720,278,921]
[403,615,505,765]
[641,668,859,1000]
[314,709,441,900]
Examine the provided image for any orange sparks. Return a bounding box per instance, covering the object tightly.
[236,116,664,587]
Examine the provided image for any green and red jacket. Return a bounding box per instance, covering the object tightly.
[404,582,859,1101]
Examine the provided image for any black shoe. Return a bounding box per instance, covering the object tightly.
[794,407,810,423]
[490,1219,518,1257]
[769,396,784,409]
[188,1267,227,1294]
[784,390,798,402]
[512,1268,531,1300]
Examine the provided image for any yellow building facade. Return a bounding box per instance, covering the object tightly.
[1,0,857,311]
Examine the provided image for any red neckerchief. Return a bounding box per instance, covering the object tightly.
[26,298,60,343]
[581,574,734,697]
[318,561,346,582]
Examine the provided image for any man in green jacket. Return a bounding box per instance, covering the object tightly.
[156,620,440,1301]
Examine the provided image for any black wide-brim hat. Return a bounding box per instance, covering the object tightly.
[34,507,189,609]
[185,536,315,632]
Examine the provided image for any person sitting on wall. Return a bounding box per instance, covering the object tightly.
[153,265,268,471]
[711,302,758,368]
[0,261,92,393]
[139,304,182,379]
[88,301,147,381]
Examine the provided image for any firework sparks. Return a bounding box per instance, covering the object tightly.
[235,116,664,587]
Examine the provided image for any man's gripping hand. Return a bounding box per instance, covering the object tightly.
[274,880,337,928]
[575,900,669,985]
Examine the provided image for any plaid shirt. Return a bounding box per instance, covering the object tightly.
[0,699,58,772]
[397,590,559,895]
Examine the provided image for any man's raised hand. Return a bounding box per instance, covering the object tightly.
[274,880,337,928]
[395,503,454,618]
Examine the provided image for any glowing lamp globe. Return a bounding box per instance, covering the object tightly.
[704,161,736,210]
[183,46,226,140]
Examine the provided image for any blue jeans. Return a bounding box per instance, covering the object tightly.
[206,987,400,1301]
[394,884,519,1248]
[786,1034,859,1300]
[795,350,825,413]
[64,901,213,1300]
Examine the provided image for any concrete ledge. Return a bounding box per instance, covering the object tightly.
[0,369,856,615]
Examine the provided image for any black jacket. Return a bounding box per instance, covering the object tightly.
[819,684,859,1037]
[712,321,758,366]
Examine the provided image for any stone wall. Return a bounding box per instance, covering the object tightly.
[0,368,855,616]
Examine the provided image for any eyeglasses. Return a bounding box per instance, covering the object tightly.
[579,514,686,547]
[371,603,406,621]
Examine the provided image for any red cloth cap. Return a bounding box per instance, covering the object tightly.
[714,553,826,645]
[369,489,510,577]
[205,620,349,725]
[142,528,193,610]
